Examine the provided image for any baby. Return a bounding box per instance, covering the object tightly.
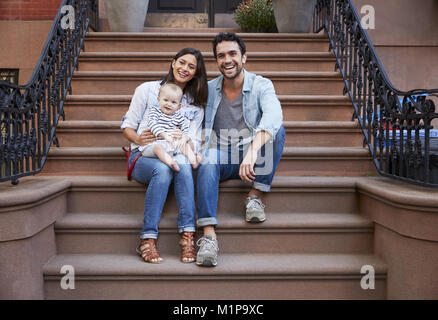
[137,83,201,171]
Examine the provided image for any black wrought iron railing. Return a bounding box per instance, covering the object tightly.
[314,0,438,187]
[0,0,99,184]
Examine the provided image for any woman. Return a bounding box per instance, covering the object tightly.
[121,48,208,263]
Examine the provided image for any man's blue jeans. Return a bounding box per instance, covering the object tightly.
[196,125,285,227]
[130,150,196,239]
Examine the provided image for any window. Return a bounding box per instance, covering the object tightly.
[0,69,19,85]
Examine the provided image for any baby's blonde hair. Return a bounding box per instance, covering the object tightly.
[158,82,183,101]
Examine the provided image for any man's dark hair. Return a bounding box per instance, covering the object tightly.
[212,32,246,59]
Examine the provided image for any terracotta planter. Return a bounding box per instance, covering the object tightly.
[104,0,149,32]
[272,0,317,33]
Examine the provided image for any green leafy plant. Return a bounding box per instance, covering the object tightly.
[234,0,277,33]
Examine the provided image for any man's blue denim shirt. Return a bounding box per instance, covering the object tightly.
[204,69,283,148]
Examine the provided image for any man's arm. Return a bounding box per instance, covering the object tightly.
[255,78,283,141]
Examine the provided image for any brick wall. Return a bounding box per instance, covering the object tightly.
[0,0,63,20]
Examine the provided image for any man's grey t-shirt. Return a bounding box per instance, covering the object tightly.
[212,91,250,147]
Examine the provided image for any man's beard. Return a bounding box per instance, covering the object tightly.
[221,63,243,80]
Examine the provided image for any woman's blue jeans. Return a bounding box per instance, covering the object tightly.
[196,125,285,227]
[129,150,196,239]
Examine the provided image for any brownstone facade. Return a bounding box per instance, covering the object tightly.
[0,0,62,20]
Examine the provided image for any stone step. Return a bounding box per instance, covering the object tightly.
[142,27,242,33]
[43,253,387,299]
[84,32,330,53]
[42,146,375,176]
[55,120,363,148]
[70,71,344,95]
[54,212,374,255]
[63,94,354,122]
[78,51,336,72]
[44,176,361,215]
[283,121,363,147]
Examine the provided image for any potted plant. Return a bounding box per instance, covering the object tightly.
[272,0,317,33]
[104,0,149,32]
[234,0,277,33]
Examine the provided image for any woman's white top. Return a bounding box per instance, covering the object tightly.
[120,81,204,153]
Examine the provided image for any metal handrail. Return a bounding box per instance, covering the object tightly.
[0,0,99,184]
[314,0,438,187]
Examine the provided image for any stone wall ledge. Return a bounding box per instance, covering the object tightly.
[0,177,70,242]
[356,177,438,242]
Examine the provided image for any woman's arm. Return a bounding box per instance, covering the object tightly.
[185,107,204,153]
[121,81,160,147]
[123,127,155,146]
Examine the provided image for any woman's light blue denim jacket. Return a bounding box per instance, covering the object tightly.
[204,69,283,148]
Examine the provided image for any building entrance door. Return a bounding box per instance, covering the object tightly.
[148,0,241,27]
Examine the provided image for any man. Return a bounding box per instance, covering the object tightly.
[196,32,285,267]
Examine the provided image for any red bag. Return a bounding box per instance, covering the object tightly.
[122,146,142,181]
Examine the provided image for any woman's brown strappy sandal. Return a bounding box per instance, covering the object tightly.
[137,238,163,264]
[180,232,196,263]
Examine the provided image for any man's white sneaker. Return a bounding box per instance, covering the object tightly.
[196,235,219,267]
[245,195,266,223]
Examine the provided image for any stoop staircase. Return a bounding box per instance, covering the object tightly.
[41,29,387,299]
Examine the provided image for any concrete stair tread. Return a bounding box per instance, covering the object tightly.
[57,120,359,129]
[32,174,438,209]
[48,146,370,157]
[66,94,132,101]
[72,70,342,78]
[86,32,329,39]
[65,94,350,102]
[283,121,359,129]
[43,253,387,277]
[78,51,337,72]
[71,71,344,95]
[63,94,354,121]
[79,51,336,58]
[43,174,360,188]
[141,27,242,33]
[83,32,330,54]
[55,212,373,230]
[57,120,121,129]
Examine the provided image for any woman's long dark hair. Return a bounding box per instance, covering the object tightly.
[160,48,208,107]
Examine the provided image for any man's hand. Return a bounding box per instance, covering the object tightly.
[136,129,156,146]
[239,148,258,183]
[239,130,272,183]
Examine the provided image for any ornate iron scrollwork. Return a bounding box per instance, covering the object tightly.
[0,0,99,184]
[314,0,438,186]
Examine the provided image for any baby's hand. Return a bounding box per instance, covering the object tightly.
[161,133,175,148]
[171,128,183,140]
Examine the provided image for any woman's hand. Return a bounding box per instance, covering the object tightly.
[136,129,156,146]
[174,135,190,151]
